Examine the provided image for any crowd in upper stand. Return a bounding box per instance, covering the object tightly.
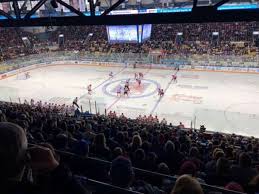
[50,22,258,55]
[0,22,259,62]
[0,100,258,194]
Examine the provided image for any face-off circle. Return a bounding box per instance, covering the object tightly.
[102,79,160,98]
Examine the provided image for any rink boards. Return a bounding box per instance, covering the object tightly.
[1,60,259,81]
[0,61,259,137]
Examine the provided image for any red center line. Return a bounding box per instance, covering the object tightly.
[79,66,126,100]
[92,66,127,91]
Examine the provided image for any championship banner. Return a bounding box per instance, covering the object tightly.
[2,2,11,12]
[79,0,86,12]
[71,0,79,10]
[62,0,70,12]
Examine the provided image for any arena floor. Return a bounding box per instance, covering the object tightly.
[0,64,259,137]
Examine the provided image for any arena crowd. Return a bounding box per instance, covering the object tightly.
[0,100,258,194]
[0,22,258,62]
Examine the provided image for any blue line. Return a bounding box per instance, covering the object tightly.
[93,66,126,90]
[150,79,173,114]
[150,70,179,114]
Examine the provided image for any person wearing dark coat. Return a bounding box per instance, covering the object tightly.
[0,122,87,194]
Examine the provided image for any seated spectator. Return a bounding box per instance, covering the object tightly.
[178,161,197,177]
[157,163,170,175]
[188,146,203,171]
[171,175,204,194]
[52,133,69,151]
[90,133,111,160]
[161,140,175,172]
[205,148,225,176]
[0,110,6,122]
[142,141,152,154]
[206,157,232,186]
[72,139,89,157]
[112,147,123,160]
[145,152,158,171]
[0,122,87,194]
[110,156,134,189]
[113,131,128,151]
[132,148,146,169]
[157,163,174,193]
[162,140,184,174]
[130,134,143,153]
[82,123,95,143]
[248,174,259,194]
[231,152,258,188]
[225,182,244,193]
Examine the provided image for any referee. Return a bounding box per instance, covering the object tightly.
[73,97,79,108]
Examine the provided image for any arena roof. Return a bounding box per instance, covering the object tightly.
[0,0,259,26]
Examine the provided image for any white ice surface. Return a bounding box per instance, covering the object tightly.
[0,64,259,137]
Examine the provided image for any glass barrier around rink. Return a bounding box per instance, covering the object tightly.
[165,54,259,67]
[0,51,155,72]
[193,108,259,138]
[0,51,259,75]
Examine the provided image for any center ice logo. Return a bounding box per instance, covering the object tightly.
[111,80,149,94]
[103,79,160,98]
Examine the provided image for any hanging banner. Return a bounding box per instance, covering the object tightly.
[2,2,11,12]
[79,0,86,12]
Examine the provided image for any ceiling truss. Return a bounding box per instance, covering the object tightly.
[0,0,258,27]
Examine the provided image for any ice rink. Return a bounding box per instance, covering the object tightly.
[0,64,259,137]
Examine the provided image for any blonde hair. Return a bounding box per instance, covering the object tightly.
[171,175,203,194]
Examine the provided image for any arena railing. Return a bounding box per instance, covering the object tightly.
[53,148,245,194]
[76,176,144,194]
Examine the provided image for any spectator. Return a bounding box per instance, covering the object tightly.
[112,146,123,159]
[145,152,158,171]
[130,134,143,153]
[205,148,225,176]
[206,157,232,186]
[110,156,134,188]
[157,163,170,175]
[248,174,259,194]
[82,123,95,143]
[231,152,258,187]
[0,122,87,194]
[171,175,204,194]
[178,161,197,177]
[73,139,89,157]
[157,163,174,192]
[52,133,69,151]
[162,140,185,174]
[132,148,146,169]
[225,182,244,193]
[0,110,6,122]
[188,146,203,171]
[90,133,111,160]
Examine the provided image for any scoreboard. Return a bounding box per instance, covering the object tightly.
[106,24,152,43]
[106,9,152,43]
